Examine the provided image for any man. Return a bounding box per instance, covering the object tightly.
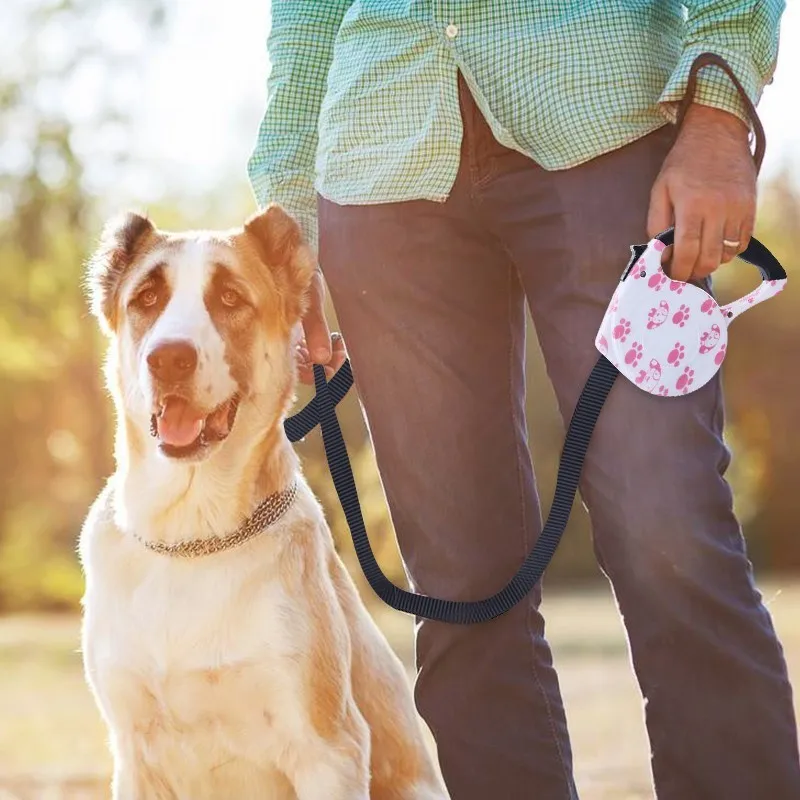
[248,2,800,798]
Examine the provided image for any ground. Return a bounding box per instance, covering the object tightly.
[1,580,798,800]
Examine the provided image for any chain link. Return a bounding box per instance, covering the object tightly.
[132,481,298,558]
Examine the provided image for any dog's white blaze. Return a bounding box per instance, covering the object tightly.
[113,239,256,541]
[139,240,237,411]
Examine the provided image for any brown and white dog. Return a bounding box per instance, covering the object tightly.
[79,207,449,800]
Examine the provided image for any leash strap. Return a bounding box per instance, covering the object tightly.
[283,362,353,442]
[675,52,766,174]
[286,356,618,624]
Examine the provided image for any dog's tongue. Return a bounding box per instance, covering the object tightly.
[157,397,204,447]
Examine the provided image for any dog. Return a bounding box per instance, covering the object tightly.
[79,206,449,800]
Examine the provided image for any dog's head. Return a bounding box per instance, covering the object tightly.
[86,205,315,463]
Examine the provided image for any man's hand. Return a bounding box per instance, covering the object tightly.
[296,268,347,385]
[647,103,757,282]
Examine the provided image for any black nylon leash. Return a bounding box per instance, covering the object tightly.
[283,361,354,442]
[285,354,618,624]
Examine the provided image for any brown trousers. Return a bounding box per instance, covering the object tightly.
[316,77,800,800]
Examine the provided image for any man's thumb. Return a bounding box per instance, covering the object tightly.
[304,273,332,364]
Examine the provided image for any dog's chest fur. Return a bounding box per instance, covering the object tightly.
[81,487,316,792]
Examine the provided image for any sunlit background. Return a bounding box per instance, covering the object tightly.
[1,1,799,798]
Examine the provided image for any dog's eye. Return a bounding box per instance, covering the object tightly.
[137,288,159,308]
[220,288,241,308]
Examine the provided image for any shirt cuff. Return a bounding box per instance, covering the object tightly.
[658,45,764,130]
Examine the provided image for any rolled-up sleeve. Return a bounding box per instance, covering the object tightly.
[658,0,785,127]
[247,0,353,250]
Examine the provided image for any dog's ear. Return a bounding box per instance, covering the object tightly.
[243,204,316,322]
[85,211,155,333]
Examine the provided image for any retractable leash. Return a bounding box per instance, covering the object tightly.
[283,53,788,624]
[283,231,787,623]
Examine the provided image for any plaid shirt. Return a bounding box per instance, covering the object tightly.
[248,1,784,249]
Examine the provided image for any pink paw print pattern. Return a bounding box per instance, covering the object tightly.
[635,359,662,392]
[676,367,695,394]
[721,279,787,322]
[700,297,717,316]
[613,318,631,343]
[699,324,721,354]
[647,300,670,330]
[667,343,685,366]
[672,304,691,327]
[596,239,787,398]
[625,342,644,368]
[771,279,787,294]
[668,280,684,295]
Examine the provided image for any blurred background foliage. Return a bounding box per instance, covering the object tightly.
[1,0,799,617]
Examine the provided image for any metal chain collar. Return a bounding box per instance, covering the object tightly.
[132,480,298,558]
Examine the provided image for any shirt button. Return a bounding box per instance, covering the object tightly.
[445,23,458,39]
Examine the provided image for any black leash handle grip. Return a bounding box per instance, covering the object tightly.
[654,228,786,282]
[284,362,354,442]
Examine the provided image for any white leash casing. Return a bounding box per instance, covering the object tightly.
[596,236,787,396]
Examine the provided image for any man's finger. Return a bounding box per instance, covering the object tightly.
[647,174,672,240]
[303,270,332,364]
[694,211,724,278]
[297,362,314,385]
[296,346,337,385]
[328,332,348,373]
[721,219,743,265]
[737,206,755,256]
[672,204,702,282]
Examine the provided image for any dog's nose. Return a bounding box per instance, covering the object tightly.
[147,340,198,382]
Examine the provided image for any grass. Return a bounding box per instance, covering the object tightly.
[1,580,799,800]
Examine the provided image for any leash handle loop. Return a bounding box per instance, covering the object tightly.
[284,361,353,443]
[675,52,766,174]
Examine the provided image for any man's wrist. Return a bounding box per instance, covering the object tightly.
[681,102,750,140]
